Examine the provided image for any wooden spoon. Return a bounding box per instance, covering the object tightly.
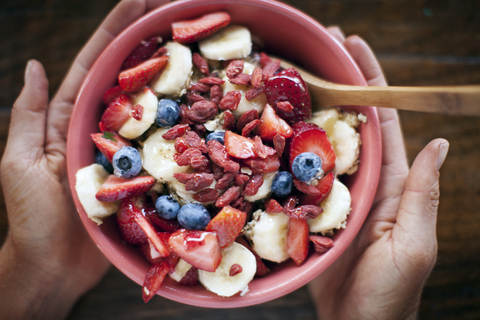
[278,59,480,116]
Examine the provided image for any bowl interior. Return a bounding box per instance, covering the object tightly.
[67,0,381,308]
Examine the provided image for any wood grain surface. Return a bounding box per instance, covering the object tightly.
[1,1,479,319]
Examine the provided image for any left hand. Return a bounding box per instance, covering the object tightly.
[0,1,170,319]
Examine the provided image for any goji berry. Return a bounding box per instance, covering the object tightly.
[212,163,224,180]
[174,137,189,153]
[234,174,250,187]
[131,104,144,121]
[242,173,264,196]
[215,172,236,190]
[229,263,243,276]
[236,109,258,131]
[173,172,195,184]
[223,110,236,130]
[193,188,220,203]
[226,60,244,79]
[175,148,202,166]
[186,90,206,104]
[199,77,225,85]
[190,155,210,172]
[273,133,286,156]
[185,131,208,153]
[189,82,211,93]
[218,91,241,111]
[245,86,264,101]
[264,199,283,213]
[162,124,190,140]
[293,179,321,195]
[215,186,241,207]
[253,136,276,159]
[184,173,214,191]
[251,67,263,88]
[188,100,218,123]
[241,119,262,137]
[309,235,334,254]
[192,52,209,75]
[178,103,195,125]
[210,85,223,106]
[229,73,251,85]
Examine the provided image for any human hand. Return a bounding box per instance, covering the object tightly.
[308,27,449,320]
[0,1,170,319]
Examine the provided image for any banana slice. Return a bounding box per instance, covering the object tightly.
[307,108,340,136]
[222,62,267,117]
[118,88,158,140]
[329,120,361,175]
[142,128,190,182]
[244,171,276,202]
[199,25,252,61]
[198,242,256,297]
[75,164,120,225]
[151,42,192,97]
[308,179,351,234]
[169,258,193,282]
[243,209,290,263]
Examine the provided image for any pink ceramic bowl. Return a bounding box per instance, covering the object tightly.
[67,0,382,308]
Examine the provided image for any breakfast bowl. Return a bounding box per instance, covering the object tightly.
[67,0,382,308]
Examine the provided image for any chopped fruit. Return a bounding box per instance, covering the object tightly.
[102,85,124,105]
[156,99,180,127]
[131,104,144,121]
[95,175,156,202]
[112,146,142,178]
[100,93,133,132]
[286,218,310,266]
[288,123,336,174]
[205,206,247,248]
[206,131,225,145]
[155,195,180,220]
[258,104,293,142]
[300,172,335,206]
[229,263,243,276]
[172,12,231,44]
[265,68,311,124]
[309,235,334,254]
[116,195,149,245]
[224,130,255,159]
[139,241,164,265]
[134,212,170,257]
[245,154,281,174]
[264,198,283,214]
[291,152,323,183]
[179,266,199,286]
[168,229,222,272]
[270,171,293,198]
[91,132,132,162]
[235,236,270,276]
[142,261,169,303]
[122,37,159,70]
[177,203,211,230]
[119,56,168,93]
[145,208,182,232]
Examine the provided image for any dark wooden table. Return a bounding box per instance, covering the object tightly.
[1,1,480,319]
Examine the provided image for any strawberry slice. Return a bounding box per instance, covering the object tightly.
[258,104,293,141]
[134,213,170,257]
[288,122,336,174]
[235,236,270,276]
[145,208,182,233]
[102,85,124,105]
[138,241,163,264]
[96,175,156,202]
[300,171,335,205]
[168,229,222,272]
[142,261,169,303]
[118,56,168,93]
[91,131,132,162]
[265,68,312,124]
[116,195,149,245]
[172,12,231,44]
[286,218,310,266]
[122,37,159,70]
[178,266,198,286]
[100,93,133,132]
[205,206,247,248]
[224,130,255,159]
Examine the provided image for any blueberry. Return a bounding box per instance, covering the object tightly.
[292,152,323,183]
[155,195,180,220]
[271,171,293,198]
[177,203,211,230]
[112,146,142,178]
[95,150,113,173]
[156,99,180,127]
[206,131,225,144]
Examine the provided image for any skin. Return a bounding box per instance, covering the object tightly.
[308,27,449,320]
[0,2,447,319]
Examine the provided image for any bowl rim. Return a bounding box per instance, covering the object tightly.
[67,0,382,308]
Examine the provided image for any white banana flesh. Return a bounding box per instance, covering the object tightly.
[142,128,189,183]
[222,62,267,117]
[199,25,252,61]
[329,120,361,175]
[244,171,276,202]
[308,179,351,234]
[75,164,119,225]
[307,108,340,136]
[243,209,290,263]
[169,258,193,282]
[118,88,158,140]
[198,242,256,297]
[151,42,192,97]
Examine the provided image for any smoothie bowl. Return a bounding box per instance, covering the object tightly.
[67,0,382,308]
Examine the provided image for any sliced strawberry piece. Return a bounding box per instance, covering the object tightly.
[116,195,149,245]
[138,241,164,264]
[235,236,270,276]
[118,56,168,93]
[145,208,182,232]
[96,175,156,202]
[224,130,255,159]
[122,37,159,70]
[288,123,336,174]
[91,132,132,162]
[286,218,310,266]
[265,68,311,124]
[264,198,283,213]
[168,229,222,272]
[205,206,247,248]
[142,261,169,303]
[300,172,335,205]
[134,213,170,257]
[178,266,198,286]
[172,12,231,44]
[100,93,133,132]
[258,104,293,141]
[102,85,124,105]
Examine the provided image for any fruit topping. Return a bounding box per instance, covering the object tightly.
[100,93,133,132]
[91,131,132,163]
[206,131,225,145]
[119,56,168,93]
[270,171,293,198]
[205,205,247,248]
[156,99,180,127]
[224,130,255,159]
[291,152,323,184]
[142,261,169,303]
[286,218,310,266]
[258,104,293,141]
[112,146,142,178]
[300,171,335,205]
[96,175,156,202]
[199,25,251,61]
[155,195,181,220]
[116,195,149,245]
[122,37,159,70]
[172,12,231,44]
[95,150,113,173]
[177,203,211,230]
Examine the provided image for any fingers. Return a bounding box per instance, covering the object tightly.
[4,60,49,162]
[326,25,346,45]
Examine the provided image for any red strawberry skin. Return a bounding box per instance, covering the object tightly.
[178,266,198,286]
[265,68,312,124]
[258,104,293,141]
[119,56,168,93]
[91,132,131,162]
[116,195,149,245]
[286,218,310,266]
[102,85,124,105]
[96,175,156,202]
[300,172,335,206]
[288,122,336,174]
[100,93,133,132]
[172,12,231,44]
[142,261,169,303]
[122,37,159,70]
[205,205,247,248]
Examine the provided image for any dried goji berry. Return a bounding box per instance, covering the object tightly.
[294,179,321,195]
[212,163,224,180]
[251,67,263,88]
[188,100,218,123]
[273,133,286,156]
[199,77,225,85]
[236,109,259,131]
[215,186,241,207]
[184,173,214,191]
[175,137,189,153]
[226,60,244,79]
[241,119,262,137]
[253,136,276,159]
[259,52,272,69]
[175,148,202,166]
[185,131,208,153]
[210,85,223,106]
[193,188,220,203]
[242,173,264,196]
[229,263,243,276]
[265,199,283,213]
[189,82,211,93]
[192,52,209,75]
[229,73,251,85]
[277,101,294,113]
[309,235,334,254]
[223,110,236,130]
[262,58,281,81]
[190,155,210,172]
[178,103,195,125]
[245,86,264,101]
[224,159,240,173]
[162,124,190,140]
[218,91,241,111]
[186,90,206,104]
[174,172,195,184]
[234,174,250,187]
[215,172,236,190]
[131,104,144,121]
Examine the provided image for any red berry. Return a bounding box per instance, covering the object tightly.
[205,206,247,248]
[172,12,231,44]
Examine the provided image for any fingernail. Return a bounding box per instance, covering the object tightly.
[24,60,33,83]
[436,141,449,170]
